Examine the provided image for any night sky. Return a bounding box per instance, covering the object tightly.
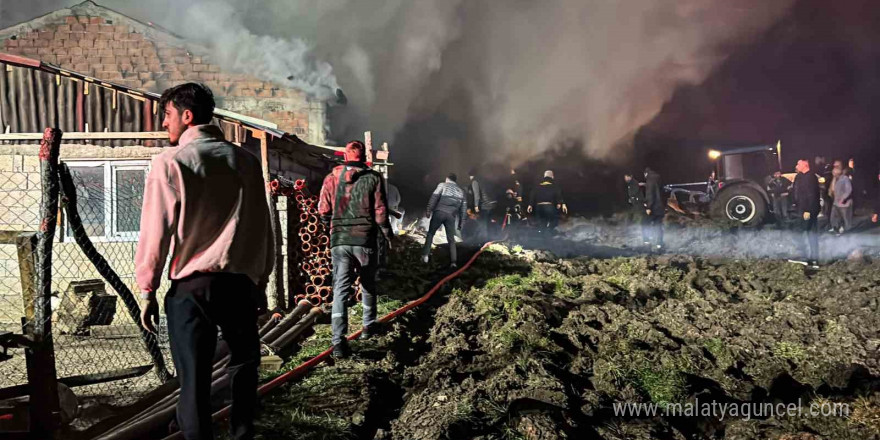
[636,0,880,185]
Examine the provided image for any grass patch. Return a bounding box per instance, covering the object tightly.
[632,364,686,405]
[773,341,806,363]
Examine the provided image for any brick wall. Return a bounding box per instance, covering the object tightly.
[1,14,325,144]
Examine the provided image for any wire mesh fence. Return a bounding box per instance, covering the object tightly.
[0,152,173,421]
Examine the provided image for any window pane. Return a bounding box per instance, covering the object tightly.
[69,166,105,236]
[115,169,145,233]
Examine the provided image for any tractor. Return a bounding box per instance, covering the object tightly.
[666,144,790,226]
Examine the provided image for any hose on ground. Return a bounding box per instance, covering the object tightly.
[159,241,497,440]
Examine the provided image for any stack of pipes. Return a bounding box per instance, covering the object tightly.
[94,301,321,440]
[268,178,361,307]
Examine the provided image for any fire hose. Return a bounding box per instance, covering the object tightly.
[158,240,496,440]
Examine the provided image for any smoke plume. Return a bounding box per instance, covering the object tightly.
[1,0,796,165]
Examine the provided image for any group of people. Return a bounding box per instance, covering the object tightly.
[131,81,880,440]
[420,169,568,267]
[623,167,667,251]
[768,156,858,234]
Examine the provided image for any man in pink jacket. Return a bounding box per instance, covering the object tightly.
[135,83,273,440]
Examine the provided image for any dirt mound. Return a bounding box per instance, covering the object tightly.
[247,238,880,440]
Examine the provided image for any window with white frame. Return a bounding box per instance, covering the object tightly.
[65,160,150,242]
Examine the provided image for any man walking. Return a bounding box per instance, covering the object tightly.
[422,173,467,268]
[467,169,498,242]
[527,170,568,235]
[792,159,820,267]
[318,141,393,358]
[137,83,273,440]
[643,167,665,251]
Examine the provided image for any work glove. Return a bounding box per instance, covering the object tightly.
[140,293,160,334]
[803,212,811,221]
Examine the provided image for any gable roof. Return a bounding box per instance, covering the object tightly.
[0,1,185,47]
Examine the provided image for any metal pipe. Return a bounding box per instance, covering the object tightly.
[261,300,310,344]
[257,313,281,338]
[266,308,322,353]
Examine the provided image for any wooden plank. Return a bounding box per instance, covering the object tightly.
[0,132,168,141]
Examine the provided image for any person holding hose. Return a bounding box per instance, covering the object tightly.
[318,140,393,359]
[136,83,273,440]
[422,173,468,268]
[527,170,568,235]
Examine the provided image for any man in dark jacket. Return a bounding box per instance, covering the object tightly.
[527,170,568,235]
[318,140,393,358]
[767,171,791,223]
[423,173,467,268]
[624,173,644,215]
[792,159,820,267]
[467,169,497,242]
[643,167,665,251]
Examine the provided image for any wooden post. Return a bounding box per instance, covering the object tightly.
[30,127,63,438]
[259,133,285,310]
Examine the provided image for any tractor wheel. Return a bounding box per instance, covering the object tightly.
[711,186,766,226]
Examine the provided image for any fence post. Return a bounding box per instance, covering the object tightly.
[28,127,63,438]
[259,132,285,310]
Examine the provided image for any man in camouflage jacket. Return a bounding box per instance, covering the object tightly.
[318,140,393,358]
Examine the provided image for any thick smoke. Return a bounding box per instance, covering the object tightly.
[2,0,795,163]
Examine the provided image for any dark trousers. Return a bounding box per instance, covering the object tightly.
[535,204,559,234]
[166,273,261,440]
[331,245,377,346]
[772,195,788,221]
[642,212,664,246]
[476,207,494,242]
[423,210,458,264]
[801,214,819,261]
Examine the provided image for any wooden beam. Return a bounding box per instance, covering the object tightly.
[0,132,168,141]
